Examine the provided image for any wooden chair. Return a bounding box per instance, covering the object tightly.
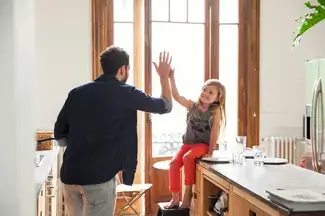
[115,173,152,216]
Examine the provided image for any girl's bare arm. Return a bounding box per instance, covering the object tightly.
[170,71,193,109]
[209,109,222,151]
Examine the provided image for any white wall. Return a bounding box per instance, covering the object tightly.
[0,0,36,215]
[34,0,92,128]
[260,0,325,138]
[0,0,91,215]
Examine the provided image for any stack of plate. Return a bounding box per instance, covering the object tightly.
[266,188,325,212]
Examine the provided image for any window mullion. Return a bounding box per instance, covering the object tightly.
[210,0,219,79]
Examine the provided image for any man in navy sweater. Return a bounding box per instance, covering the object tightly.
[54,46,173,216]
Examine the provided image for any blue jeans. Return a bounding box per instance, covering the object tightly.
[63,178,116,216]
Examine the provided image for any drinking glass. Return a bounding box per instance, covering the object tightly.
[235,136,247,146]
[253,145,266,165]
[232,152,245,164]
[219,141,228,151]
[232,136,247,165]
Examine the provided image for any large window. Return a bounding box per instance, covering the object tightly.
[151,23,205,157]
[91,0,260,154]
[149,0,240,157]
[150,0,205,157]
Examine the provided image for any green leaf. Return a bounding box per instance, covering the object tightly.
[293,1,325,46]
[317,0,325,6]
[305,1,314,9]
[294,13,325,42]
[305,1,325,12]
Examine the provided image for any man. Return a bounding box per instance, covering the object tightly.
[54,46,173,216]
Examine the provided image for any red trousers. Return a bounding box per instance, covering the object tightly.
[169,144,209,192]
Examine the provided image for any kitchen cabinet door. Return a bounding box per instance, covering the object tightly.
[45,155,59,216]
[37,183,46,216]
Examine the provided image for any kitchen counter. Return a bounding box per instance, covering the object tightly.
[195,159,325,216]
[35,147,60,196]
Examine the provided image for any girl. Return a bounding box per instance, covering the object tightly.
[165,69,226,209]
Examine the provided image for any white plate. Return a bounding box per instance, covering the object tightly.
[201,157,232,163]
[266,189,325,203]
[263,157,288,165]
[244,150,254,158]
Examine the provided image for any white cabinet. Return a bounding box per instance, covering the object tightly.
[45,155,59,216]
[36,154,59,216]
[37,183,46,216]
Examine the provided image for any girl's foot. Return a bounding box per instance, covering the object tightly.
[180,185,193,209]
[164,192,180,209]
[164,199,180,209]
[180,195,192,209]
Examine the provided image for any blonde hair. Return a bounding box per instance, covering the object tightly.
[196,79,226,126]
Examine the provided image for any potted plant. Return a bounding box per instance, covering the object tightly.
[294,0,325,46]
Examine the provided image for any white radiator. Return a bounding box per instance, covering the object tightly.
[262,137,305,165]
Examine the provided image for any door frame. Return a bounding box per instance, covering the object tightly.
[238,0,260,146]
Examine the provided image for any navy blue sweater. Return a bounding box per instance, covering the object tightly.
[54,74,171,185]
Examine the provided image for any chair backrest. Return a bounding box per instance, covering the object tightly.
[115,171,123,185]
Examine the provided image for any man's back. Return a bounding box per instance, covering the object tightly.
[55,75,171,185]
[58,77,134,185]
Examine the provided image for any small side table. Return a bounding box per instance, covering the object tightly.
[153,160,171,171]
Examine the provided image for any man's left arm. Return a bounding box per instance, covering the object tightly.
[54,92,72,143]
[122,165,137,186]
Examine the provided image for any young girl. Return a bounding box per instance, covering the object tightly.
[165,69,226,209]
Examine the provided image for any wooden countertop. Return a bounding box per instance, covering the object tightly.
[198,159,325,214]
[35,147,59,196]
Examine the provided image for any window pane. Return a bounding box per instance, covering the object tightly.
[114,23,134,85]
[114,0,133,22]
[151,0,169,21]
[188,0,205,23]
[151,23,204,157]
[219,25,238,143]
[219,0,238,23]
[170,0,187,22]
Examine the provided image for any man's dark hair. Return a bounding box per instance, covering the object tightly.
[99,45,129,75]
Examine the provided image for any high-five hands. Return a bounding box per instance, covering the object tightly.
[169,68,175,78]
[153,51,172,78]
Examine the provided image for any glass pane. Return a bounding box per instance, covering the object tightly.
[151,23,204,157]
[114,0,133,22]
[219,25,239,144]
[114,23,134,85]
[188,0,205,23]
[152,0,169,21]
[170,0,187,22]
[219,0,238,23]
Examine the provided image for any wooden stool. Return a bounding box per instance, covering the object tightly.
[157,202,190,216]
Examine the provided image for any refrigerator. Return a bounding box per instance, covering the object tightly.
[305,58,325,174]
